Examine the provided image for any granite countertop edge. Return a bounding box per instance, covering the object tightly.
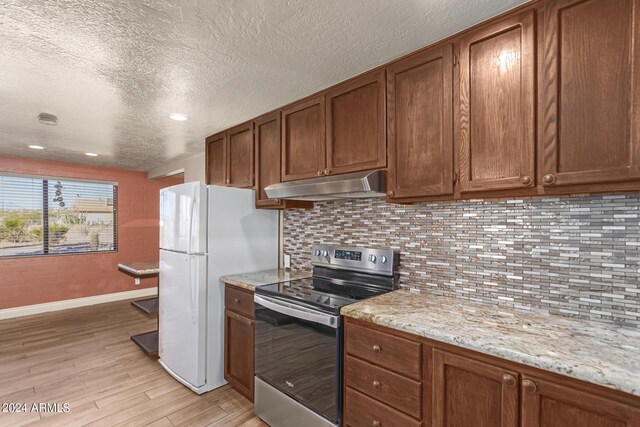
[117,262,159,276]
[341,289,640,398]
[219,269,311,291]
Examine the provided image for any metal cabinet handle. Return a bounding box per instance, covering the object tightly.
[372,421,381,427]
[234,298,239,304]
[372,344,381,353]
[324,168,331,175]
[387,190,394,197]
[542,174,556,185]
[502,374,516,386]
[372,380,381,389]
[520,176,532,186]
[317,170,323,176]
[523,379,537,393]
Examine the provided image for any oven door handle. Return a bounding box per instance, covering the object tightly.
[254,295,339,329]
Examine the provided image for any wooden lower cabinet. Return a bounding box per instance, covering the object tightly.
[344,317,424,425]
[345,355,422,419]
[432,349,519,427]
[344,318,640,427]
[223,284,255,401]
[521,376,640,427]
[344,387,421,427]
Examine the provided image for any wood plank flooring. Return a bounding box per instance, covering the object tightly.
[0,299,267,426]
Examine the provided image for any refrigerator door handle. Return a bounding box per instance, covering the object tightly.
[187,184,197,254]
[190,257,198,324]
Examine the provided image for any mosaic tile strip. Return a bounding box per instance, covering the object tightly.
[283,194,640,327]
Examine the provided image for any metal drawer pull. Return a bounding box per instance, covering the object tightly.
[372,421,381,427]
[234,298,239,304]
[372,380,381,389]
[372,344,381,353]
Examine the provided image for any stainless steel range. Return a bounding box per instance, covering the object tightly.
[253,244,399,427]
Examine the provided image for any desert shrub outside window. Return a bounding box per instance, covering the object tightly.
[0,174,117,257]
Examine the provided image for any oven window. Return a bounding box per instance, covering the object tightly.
[255,304,339,423]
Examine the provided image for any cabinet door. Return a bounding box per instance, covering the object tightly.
[387,43,454,200]
[432,350,518,427]
[458,11,536,192]
[521,376,640,427]
[224,309,255,401]
[227,122,254,188]
[541,0,640,187]
[206,133,226,185]
[326,70,386,175]
[255,112,283,208]
[282,96,326,181]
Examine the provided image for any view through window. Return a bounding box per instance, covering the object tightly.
[0,175,117,257]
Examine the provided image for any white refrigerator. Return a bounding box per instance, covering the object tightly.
[158,182,279,394]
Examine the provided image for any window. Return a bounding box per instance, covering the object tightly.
[0,174,117,257]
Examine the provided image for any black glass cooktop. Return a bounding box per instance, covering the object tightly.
[256,273,392,315]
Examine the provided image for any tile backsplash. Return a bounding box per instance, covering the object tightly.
[283,194,640,328]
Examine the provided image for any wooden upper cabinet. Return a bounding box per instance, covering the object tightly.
[541,0,640,188]
[281,96,326,181]
[458,10,536,193]
[387,43,454,200]
[206,132,226,185]
[432,350,518,427]
[326,70,386,175]
[227,122,254,188]
[255,112,283,208]
[521,376,640,427]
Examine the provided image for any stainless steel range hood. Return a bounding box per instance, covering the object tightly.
[265,170,385,201]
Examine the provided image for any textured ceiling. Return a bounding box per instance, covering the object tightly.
[0,0,528,171]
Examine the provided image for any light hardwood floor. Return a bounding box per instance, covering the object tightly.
[0,299,267,427]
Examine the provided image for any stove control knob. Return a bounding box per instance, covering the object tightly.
[379,255,388,264]
[314,249,321,256]
[322,250,329,257]
[368,254,377,263]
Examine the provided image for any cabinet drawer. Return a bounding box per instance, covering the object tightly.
[224,284,254,318]
[344,387,421,427]
[345,322,421,380]
[345,355,421,419]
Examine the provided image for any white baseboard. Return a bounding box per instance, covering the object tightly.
[0,287,158,320]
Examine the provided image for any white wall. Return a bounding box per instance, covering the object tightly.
[147,152,205,183]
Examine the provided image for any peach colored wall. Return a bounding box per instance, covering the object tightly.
[0,155,183,309]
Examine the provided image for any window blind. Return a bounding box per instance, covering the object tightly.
[0,174,117,257]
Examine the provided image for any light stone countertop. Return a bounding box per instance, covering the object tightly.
[341,288,640,397]
[117,261,159,276]
[220,269,311,292]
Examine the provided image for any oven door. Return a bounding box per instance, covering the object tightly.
[254,294,340,425]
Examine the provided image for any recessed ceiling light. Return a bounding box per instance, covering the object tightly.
[38,112,58,126]
[169,113,189,121]
[28,145,45,150]
[85,152,98,157]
